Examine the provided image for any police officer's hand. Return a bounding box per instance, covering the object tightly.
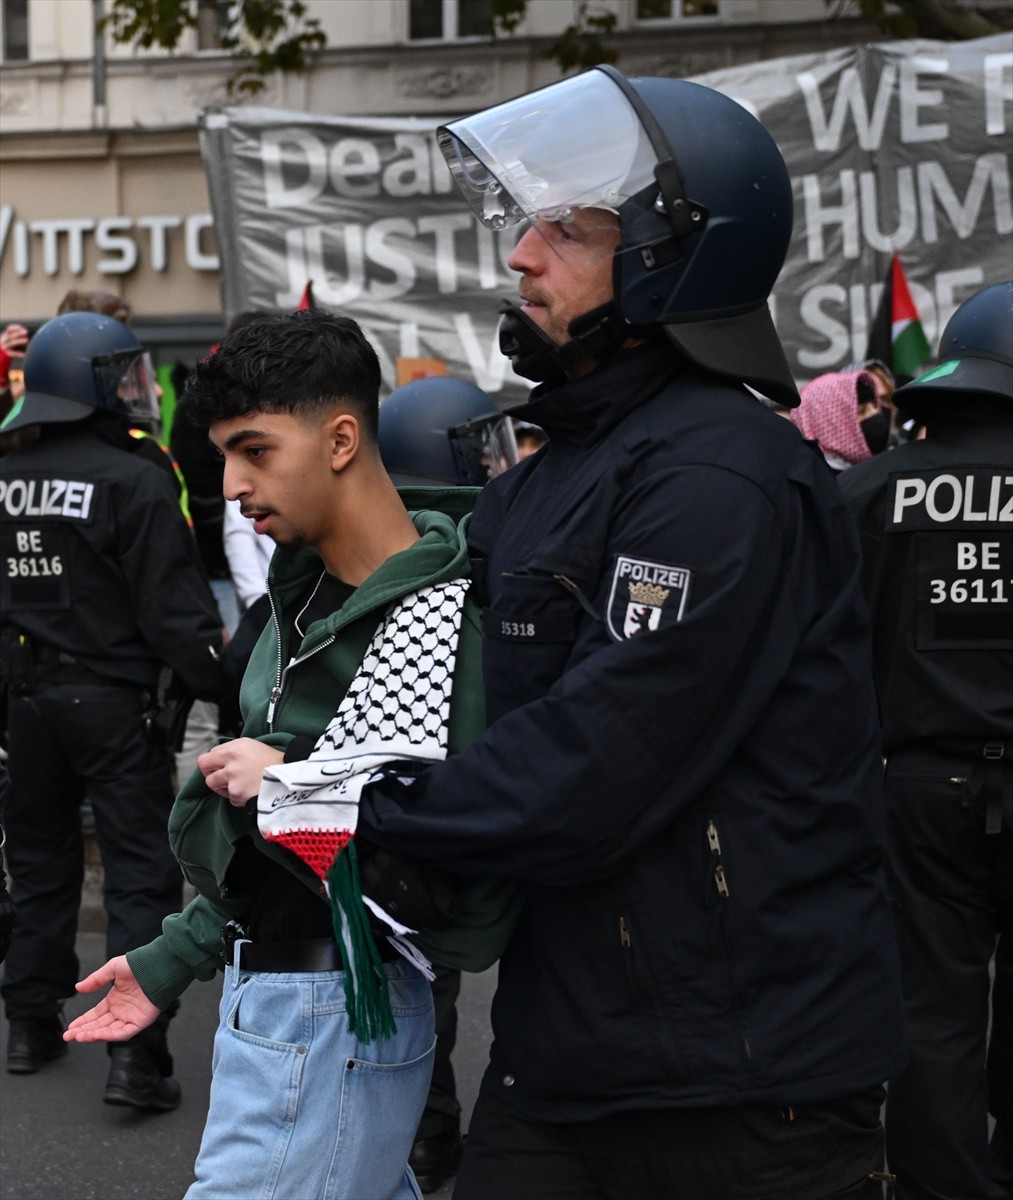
[64,956,160,1043]
[357,840,458,933]
[199,738,285,808]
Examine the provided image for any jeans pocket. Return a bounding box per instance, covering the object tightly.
[326,1036,436,1200]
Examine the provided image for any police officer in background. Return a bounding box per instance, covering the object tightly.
[379,374,519,488]
[838,281,1013,1200]
[0,311,226,1109]
[358,68,905,1197]
[379,373,518,1194]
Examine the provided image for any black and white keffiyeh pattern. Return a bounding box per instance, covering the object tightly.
[256,578,469,1039]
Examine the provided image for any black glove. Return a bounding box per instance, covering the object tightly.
[356,840,458,934]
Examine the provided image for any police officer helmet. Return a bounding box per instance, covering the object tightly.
[893,281,1013,420]
[438,67,798,406]
[379,376,519,486]
[0,311,160,435]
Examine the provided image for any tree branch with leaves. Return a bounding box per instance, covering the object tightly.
[100,0,326,95]
[829,0,1012,40]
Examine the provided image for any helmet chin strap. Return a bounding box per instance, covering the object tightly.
[498,299,632,384]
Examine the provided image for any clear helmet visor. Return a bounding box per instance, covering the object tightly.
[449,413,519,484]
[437,69,660,264]
[93,349,161,426]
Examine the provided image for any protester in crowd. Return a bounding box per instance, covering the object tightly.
[0,323,30,397]
[62,309,518,1200]
[859,357,895,406]
[57,289,131,324]
[0,311,226,1110]
[216,496,274,740]
[1,323,34,457]
[839,280,1013,1200]
[354,67,905,1198]
[378,373,517,1194]
[789,368,890,472]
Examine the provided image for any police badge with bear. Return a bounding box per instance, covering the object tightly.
[606,554,691,641]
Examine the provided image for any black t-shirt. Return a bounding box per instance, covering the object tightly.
[239,571,356,941]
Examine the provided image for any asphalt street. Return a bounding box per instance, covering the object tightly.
[0,931,497,1200]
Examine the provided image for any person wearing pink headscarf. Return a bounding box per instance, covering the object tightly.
[790,369,891,472]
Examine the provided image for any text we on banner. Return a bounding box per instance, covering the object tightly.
[690,34,1012,382]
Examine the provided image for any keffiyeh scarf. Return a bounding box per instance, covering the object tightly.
[257,579,469,1041]
[790,369,879,469]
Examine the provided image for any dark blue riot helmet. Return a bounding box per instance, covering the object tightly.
[0,311,160,435]
[438,67,798,406]
[378,376,518,486]
[893,281,1013,420]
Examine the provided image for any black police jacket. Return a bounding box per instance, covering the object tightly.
[838,409,1013,749]
[0,421,225,698]
[362,342,906,1119]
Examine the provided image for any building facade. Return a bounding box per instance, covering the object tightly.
[0,0,879,362]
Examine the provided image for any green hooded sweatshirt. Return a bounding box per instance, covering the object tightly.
[128,492,519,1011]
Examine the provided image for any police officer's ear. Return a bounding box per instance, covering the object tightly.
[326,411,359,474]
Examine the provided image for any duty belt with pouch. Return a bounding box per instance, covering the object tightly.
[21,640,140,689]
[933,737,1010,835]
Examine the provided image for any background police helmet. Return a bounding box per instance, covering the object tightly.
[0,311,160,435]
[892,281,1013,421]
[438,67,798,406]
[379,376,518,486]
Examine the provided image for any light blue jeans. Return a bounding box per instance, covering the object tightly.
[185,953,435,1200]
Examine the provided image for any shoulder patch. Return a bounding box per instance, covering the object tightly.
[606,554,691,642]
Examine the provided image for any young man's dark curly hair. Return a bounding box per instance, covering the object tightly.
[181,309,381,441]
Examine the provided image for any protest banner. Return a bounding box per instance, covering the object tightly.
[198,34,1011,395]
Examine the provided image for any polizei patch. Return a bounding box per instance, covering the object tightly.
[606,555,691,641]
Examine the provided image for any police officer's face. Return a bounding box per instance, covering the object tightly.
[210,411,341,549]
[507,209,620,362]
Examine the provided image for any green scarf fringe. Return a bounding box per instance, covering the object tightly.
[325,839,396,1042]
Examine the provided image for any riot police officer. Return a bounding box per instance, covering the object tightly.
[358,68,905,1197]
[379,375,519,487]
[839,281,1013,1200]
[0,311,226,1109]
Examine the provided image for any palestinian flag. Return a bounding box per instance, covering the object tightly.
[865,254,932,384]
[296,279,315,311]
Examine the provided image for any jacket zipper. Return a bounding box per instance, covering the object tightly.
[266,621,336,733]
[706,818,752,1064]
[266,586,284,729]
[618,914,646,999]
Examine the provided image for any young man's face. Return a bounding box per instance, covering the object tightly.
[210,410,340,549]
[507,209,621,354]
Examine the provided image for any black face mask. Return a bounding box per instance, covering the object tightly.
[860,409,891,455]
